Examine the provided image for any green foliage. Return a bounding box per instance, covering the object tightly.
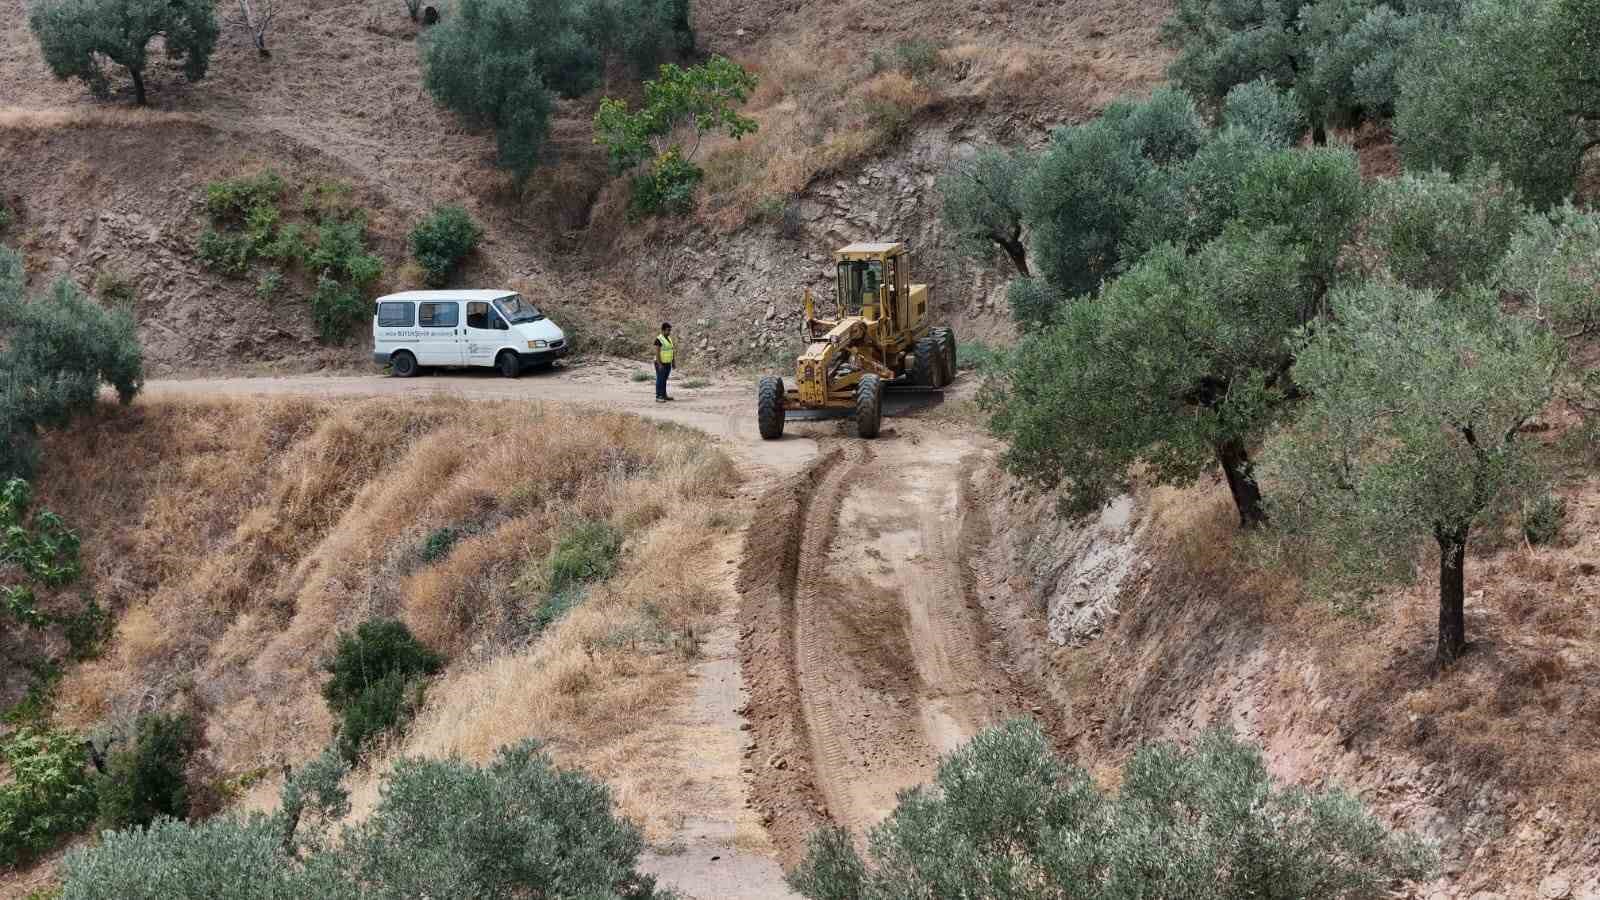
[1522,493,1567,544]
[1265,282,1559,638]
[937,146,1034,275]
[254,271,282,299]
[874,38,942,76]
[595,56,759,170]
[28,0,217,103]
[92,271,136,307]
[426,0,692,178]
[790,720,1434,899]
[1498,202,1600,338]
[1232,144,1365,287]
[987,227,1311,522]
[1394,0,1586,207]
[0,727,97,868]
[0,253,144,479]
[956,340,1008,373]
[547,520,623,594]
[0,198,12,232]
[1021,119,1153,314]
[1223,77,1308,147]
[418,525,461,563]
[60,741,668,899]
[204,173,285,224]
[308,277,367,345]
[197,229,254,276]
[409,205,483,288]
[2,478,83,588]
[321,619,441,762]
[629,147,704,217]
[97,712,199,830]
[1359,168,1526,295]
[630,369,653,382]
[1103,86,1209,165]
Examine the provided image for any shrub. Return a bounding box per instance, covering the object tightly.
[547,520,622,593]
[255,271,282,298]
[197,229,254,276]
[1523,493,1567,545]
[629,147,703,217]
[59,741,669,899]
[204,173,284,224]
[887,38,941,76]
[956,340,1007,373]
[790,721,1435,899]
[0,258,144,480]
[1102,86,1208,165]
[0,727,97,867]
[97,712,199,830]
[322,619,441,761]
[418,525,461,563]
[308,277,367,344]
[28,0,217,104]
[1498,201,1600,338]
[409,206,483,287]
[0,198,12,232]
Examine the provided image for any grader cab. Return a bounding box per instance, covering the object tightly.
[757,242,955,439]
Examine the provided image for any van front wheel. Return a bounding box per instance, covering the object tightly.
[391,351,418,378]
[497,351,521,379]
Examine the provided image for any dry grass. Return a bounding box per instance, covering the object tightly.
[30,396,740,809]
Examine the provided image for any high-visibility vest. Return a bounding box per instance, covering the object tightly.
[657,334,674,364]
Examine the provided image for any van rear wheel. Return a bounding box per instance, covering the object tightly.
[497,351,521,379]
[391,351,418,378]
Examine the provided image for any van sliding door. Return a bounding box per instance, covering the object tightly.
[416,301,464,366]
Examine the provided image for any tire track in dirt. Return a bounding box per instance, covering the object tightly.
[739,426,1060,864]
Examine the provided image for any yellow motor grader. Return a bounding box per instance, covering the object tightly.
[757,242,954,439]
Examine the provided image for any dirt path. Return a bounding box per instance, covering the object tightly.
[144,363,1049,893]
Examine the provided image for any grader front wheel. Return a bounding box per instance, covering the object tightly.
[757,375,786,440]
[857,373,884,438]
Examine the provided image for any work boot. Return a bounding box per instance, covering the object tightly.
[656,397,667,403]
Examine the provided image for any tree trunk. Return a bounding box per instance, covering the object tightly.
[1435,526,1469,666]
[1312,122,1327,146]
[1216,438,1267,529]
[129,67,147,106]
[997,235,1030,277]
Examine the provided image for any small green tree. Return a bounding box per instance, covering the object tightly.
[937,146,1034,276]
[321,618,441,762]
[593,56,759,216]
[1231,143,1366,291]
[987,228,1314,527]
[1267,282,1560,664]
[1395,0,1595,207]
[96,712,200,830]
[1498,202,1600,415]
[409,206,483,288]
[28,0,218,105]
[1357,168,1527,295]
[1,248,144,479]
[790,720,1434,899]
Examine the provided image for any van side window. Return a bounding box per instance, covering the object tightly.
[377,302,414,327]
[466,301,490,330]
[419,302,458,328]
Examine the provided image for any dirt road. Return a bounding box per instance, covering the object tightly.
[148,361,1047,894]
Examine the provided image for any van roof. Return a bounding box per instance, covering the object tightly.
[375,289,518,303]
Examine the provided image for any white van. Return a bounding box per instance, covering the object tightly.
[372,290,569,378]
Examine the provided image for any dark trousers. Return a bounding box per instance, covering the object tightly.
[655,361,672,398]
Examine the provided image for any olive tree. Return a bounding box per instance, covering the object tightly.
[1499,202,1600,415]
[1395,0,1598,207]
[60,740,670,899]
[29,0,218,105]
[1357,168,1527,295]
[0,248,144,479]
[987,227,1315,528]
[789,720,1434,899]
[1267,283,1560,665]
[1223,78,1308,148]
[937,146,1034,276]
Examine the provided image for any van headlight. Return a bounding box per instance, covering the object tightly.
[527,340,548,349]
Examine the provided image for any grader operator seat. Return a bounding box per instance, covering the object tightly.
[759,241,955,440]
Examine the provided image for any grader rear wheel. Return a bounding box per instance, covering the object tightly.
[757,375,786,440]
[857,373,884,438]
[931,327,957,384]
[913,338,940,387]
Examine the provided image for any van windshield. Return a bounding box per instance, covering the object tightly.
[494,294,544,324]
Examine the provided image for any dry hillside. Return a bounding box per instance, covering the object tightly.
[0,0,1167,374]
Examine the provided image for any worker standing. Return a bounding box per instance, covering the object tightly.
[654,322,675,402]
